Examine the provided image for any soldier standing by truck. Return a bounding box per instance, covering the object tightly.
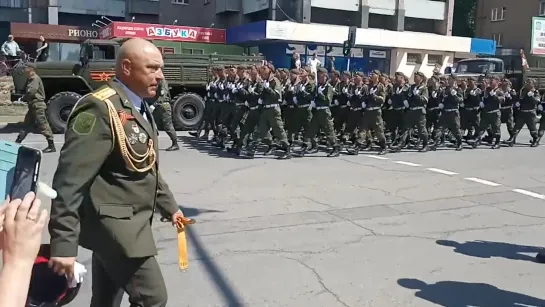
[15,63,56,153]
[148,78,179,151]
[507,78,540,147]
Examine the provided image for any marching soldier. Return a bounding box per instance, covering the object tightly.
[431,74,463,151]
[15,63,56,153]
[247,64,291,159]
[299,67,340,157]
[233,65,262,155]
[392,71,429,153]
[227,65,250,149]
[333,71,352,143]
[215,66,238,148]
[471,76,504,149]
[279,68,291,126]
[329,70,341,122]
[500,79,517,141]
[289,68,314,147]
[426,76,442,143]
[387,72,410,146]
[148,78,179,151]
[507,78,540,147]
[461,77,482,141]
[283,69,299,145]
[211,66,226,144]
[344,72,366,152]
[356,69,387,154]
[190,67,217,140]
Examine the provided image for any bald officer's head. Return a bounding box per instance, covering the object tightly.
[116,38,163,98]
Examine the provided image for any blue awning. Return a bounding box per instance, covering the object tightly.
[470,38,497,55]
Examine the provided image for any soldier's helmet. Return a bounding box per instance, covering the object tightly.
[26,244,81,307]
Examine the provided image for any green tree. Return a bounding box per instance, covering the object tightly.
[453,0,476,37]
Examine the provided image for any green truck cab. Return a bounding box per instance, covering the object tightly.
[11,39,264,133]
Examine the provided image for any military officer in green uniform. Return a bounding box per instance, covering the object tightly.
[354,70,387,155]
[387,72,409,146]
[392,71,429,153]
[247,64,291,159]
[507,78,540,147]
[332,71,351,142]
[214,66,237,148]
[282,69,298,144]
[344,72,366,149]
[471,76,504,149]
[432,74,464,151]
[15,63,56,153]
[48,38,188,307]
[190,66,218,140]
[299,67,340,157]
[290,69,314,148]
[461,77,482,141]
[227,65,249,149]
[149,78,179,151]
[500,79,516,141]
[233,65,263,155]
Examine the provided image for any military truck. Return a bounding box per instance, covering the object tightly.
[11,39,264,133]
[445,57,545,92]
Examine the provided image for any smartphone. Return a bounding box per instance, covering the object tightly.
[9,145,42,200]
[0,141,20,201]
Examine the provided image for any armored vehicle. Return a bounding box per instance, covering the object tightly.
[11,39,264,132]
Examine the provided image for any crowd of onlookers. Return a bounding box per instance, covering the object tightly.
[0,192,49,307]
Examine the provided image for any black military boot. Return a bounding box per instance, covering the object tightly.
[43,140,56,153]
[327,144,341,157]
[491,136,501,149]
[419,138,429,152]
[245,143,257,158]
[377,141,387,155]
[15,136,23,144]
[455,138,463,151]
[347,143,361,155]
[263,144,274,155]
[189,131,199,137]
[166,135,180,151]
[278,144,292,160]
[202,129,210,141]
[536,251,545,263]
[361,140,372,150]
[296,143,308,157]
[534,133,543,147]
[213,135,225,149]
[507,131,519,147]
[530,133,540,147]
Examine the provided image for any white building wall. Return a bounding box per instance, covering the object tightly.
[391,48,454,80]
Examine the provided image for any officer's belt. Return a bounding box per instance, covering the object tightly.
[443,109,458,112]
[298,104,310,108]
[500,106,512,109]
[315,106,329,110]
[394,107,405,111]
[410,106,425,110]
[485,109,500,114]
[288,105,296,108]
[250,106,260,110]
[351,107,362,111]
[263,104,279,109]
[520,109,536,113]
[464,107,480,110]
[366,107,381,111]
[236,103,246,107]
[427,107,440,110]
[340,105,349,108]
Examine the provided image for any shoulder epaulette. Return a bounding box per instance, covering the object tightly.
[92,87,117,101]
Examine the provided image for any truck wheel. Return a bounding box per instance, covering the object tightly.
[172,93,205,130]
[47,91,82,133]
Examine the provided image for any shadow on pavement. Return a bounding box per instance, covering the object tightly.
[398,278,545,307]
[0,121,24,133]
[436,239,544,262]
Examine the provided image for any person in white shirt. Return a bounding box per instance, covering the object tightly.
[291,53,301,69]
[1,35,21,61]
[308,53,321,76]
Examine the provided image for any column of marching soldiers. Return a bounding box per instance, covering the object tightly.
[188,63,545,160]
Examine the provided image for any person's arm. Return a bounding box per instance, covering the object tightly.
[23,77,38,102]
[49,95,113,258]
[0,260,34,307]
[1,42,8,55]
[37,42,48,52]
[15,42,21,53]
[156,173,179,216]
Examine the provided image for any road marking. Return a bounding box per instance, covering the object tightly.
[363,154,389,160]
[464,177,501,187]
[512,189,545,200]
[394,161,421,167]
[426,168,458,175]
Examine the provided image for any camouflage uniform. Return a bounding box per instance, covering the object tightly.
[507,80,540,147]
[387,74,410,145]
[228,69,250,145]
[472,82,504,149]
[16,71,55,153]
[332,72,351,142]
[150,79,178,151]
[357,76,387,154]
[432,76,464,151]
[289,73,314,144]
[461,78,481,140]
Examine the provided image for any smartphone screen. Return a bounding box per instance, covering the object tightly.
[9,146,41,200]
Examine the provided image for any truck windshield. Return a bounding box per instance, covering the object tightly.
[455,60,497,74]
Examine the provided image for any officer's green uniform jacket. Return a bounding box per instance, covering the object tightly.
[315,82,334,107]
[519,88,540,111]
[247,79,263,108]
[49,80,179,258]
[366,83,386,109]
[24,75,46,104]
[443,86,464,110]
[282,79,294,106]
[295,80,315,106]
[336,81,350,106]
[408,83,429,109]
[262,77,282,105]
[234,77,249,105]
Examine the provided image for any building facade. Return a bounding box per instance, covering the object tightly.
[475,0,545,68]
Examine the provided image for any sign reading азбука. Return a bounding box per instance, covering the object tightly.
[531,16,545,55]
[99,22,226,44]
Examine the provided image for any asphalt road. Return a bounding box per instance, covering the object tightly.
[4,129,545,307]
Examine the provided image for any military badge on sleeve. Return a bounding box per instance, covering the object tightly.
[72,112,97,135]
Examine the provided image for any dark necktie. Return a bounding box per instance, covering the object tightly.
[140,102,148,121]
